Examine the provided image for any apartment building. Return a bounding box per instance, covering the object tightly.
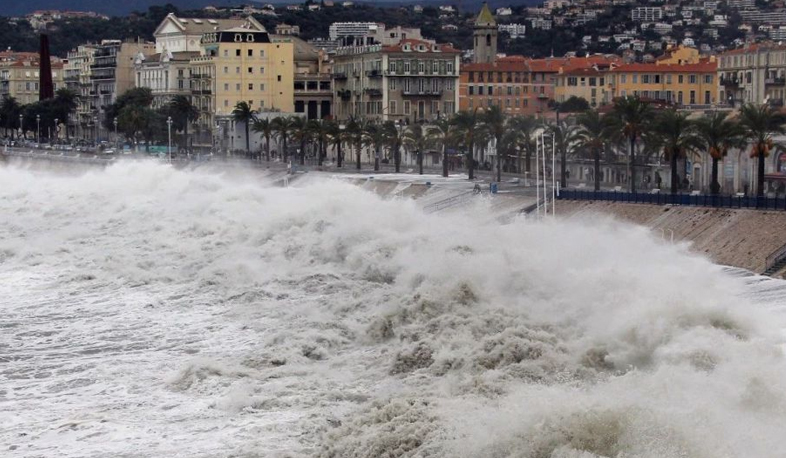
[609,59,719,107]
[292,37,333,119]
[0,51,64,105]
[64,44,98,137]
[332,39,460,123]
[88,39,155,126]
[718,42,786,107]
[554,57,621,107]
[631,7,663,22]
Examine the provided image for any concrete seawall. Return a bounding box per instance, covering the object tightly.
[555,200,786,277]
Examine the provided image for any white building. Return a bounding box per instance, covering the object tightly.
[631,7,663,22]
[530,18,552,30]
[495,7,512,16]
[498,23,527,39]
[329,22,381,42]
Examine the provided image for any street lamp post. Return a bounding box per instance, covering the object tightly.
[19,114,23,140]
[113,117,118,152]
[93,116,98,147]
[167,116,173,163]
[54,118,59,143]
[36,114,40,146]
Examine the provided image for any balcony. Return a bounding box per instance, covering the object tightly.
[765,77,786,85]
[337,89,351,100]
[721,76,740,88]
[537,93,549,99]
[402,89,443,97]
[100,90,111,95]
[366,69,382,78]
[364,88,383,97]
[192,89,212,95]
[332,72,347,80]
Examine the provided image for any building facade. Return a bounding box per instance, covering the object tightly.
[0,51,64,105]
[64,44,97,138]
[718,42,786,107]
[332,39,460,123]
[609,59,719,107]
[473,3,498,64]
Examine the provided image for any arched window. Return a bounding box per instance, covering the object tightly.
[486,34,491,46]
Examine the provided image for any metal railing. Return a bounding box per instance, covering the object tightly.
[765,241,786,272]
[558,189,786,211]
[424,190,477,214]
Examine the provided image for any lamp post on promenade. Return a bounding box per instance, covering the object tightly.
[167,116,173,163]
[19,114,23,140]
[36,114,40,145]
[113,117,118,151]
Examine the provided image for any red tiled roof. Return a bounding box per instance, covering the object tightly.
[721,42,786,56]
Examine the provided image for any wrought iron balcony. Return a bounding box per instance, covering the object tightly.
[332,72,347,80]
[401,89,443,97]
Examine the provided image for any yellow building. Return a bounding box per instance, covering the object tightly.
[191,26,294,133]
[0,51,65,105]
[655,45,702,65]
[608,58,719,107]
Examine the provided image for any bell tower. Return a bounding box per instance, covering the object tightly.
[473,2,497,63]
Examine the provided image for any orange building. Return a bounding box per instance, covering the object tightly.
[459,54,619,115]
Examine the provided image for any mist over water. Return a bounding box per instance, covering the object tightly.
[1,162,786,458]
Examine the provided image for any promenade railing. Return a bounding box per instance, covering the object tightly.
[557,189,786,211]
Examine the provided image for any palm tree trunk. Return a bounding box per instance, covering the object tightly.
[757,152,766,198]
[496,137,502,183]
[318,137,324,166]
[337,141,343,167]
[594,147,601,191]
[184,121,189,156]
[710,157,720,195]
[418,150,423,175]
[266,135,270,161]
[442,144,448,178]
[670,149,679,194]
[245,122,250,157]
[283,137,288,162]
[525,148,531,173]
[467,140,474,180]
[629,136,637,193]
[560,146,567,189]
[300,139,306,165]
[374,144,380,171]
[394,142,400,173]
[356,143,361,170]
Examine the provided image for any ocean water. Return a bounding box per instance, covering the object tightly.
[1,162,786,458]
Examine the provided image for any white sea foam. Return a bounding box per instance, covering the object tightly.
[1,162,785,457]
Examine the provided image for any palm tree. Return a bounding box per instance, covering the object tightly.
[738,103,786,197]
[549,121,581,188]
[290,116,311,165]
[694,112,745,195]
[309,119,329,166]
[53,88,79,140]
[483,105,507,183]
[382,121,404,173]
[452,109,481,180]
[344,115,365,170]
[605,96,653,192]
[362,123,385,171]
[271,116,295,163]
[231,102,255,158]
[252,117,273,161]
[647,108,698,194]
[402,124,429,175]
[169,95,200,155]
[326,120,344,167]
[575,109,607,191]
[0,96,22,140]
[427,118,453,177]
[508,115,539,176]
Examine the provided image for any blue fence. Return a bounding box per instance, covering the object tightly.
[558,189,786,211]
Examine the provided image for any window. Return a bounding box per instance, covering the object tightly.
[589,77,597,86]
[689,75,697,84]
[642,75,650,84]
[403,61,410,73]
[224,99,229,107]
[469,86,474,95]
[666,74,672,84]
[704,90,710,104]
[224,66,228,74]
[389,78,397,90]
[446,79,454,91]
[568,77,578,86]
[236,84,241,90]
[678,75,684,84]
[248,67,253,74]
[249,83,254,90]
[678,91,683,104]
[404,79,411,92]
[390,100,397,114]
[507,86,512,95]
[690,90,696,104]
[260,50,265,57]
[478,86,484,95]
[654,75,661,84]
[432,101,439,115]
[404,100,411,115]
[277,75,282,82]
[260,67,265,74]
[224,50,229,57]
[236,49,241,57]
[446,62,454,73]
[390,61,397,73]
[418,61,425,73]
[236,67,240,74]
[260,84,265,91]
[488,86,493,95]
[621,74,627,84]
[632,74,638,83]
[248,49,253,57]
[224,83,229,90]
[505,98,511,107]
[704,75,712,84]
